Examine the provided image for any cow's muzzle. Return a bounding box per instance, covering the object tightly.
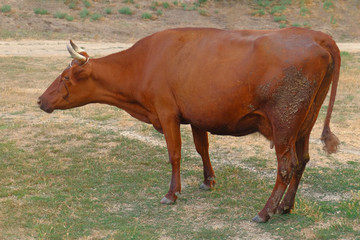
[37,97,54,113]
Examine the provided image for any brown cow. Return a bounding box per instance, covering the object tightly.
[38,27,340,222]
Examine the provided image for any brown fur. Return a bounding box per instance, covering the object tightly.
[321,126,340,154]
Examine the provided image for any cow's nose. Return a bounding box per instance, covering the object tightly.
[37,97,41,106]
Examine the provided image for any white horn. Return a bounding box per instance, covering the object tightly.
[67,40,86,62]
[70,40,85,53]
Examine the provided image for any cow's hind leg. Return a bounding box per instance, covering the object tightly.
[253,142,297,223]
[191,125,216,190]
[277,136,310,214]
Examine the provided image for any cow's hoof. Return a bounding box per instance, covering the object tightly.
[252,215,268,223]
[160,196,175,205]
[199,183,211,190]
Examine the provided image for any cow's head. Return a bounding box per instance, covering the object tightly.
[38,40,95,113]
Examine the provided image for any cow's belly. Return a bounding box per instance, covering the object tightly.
[179,100,272,139]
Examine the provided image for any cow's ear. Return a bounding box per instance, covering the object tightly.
[69,63,91,85]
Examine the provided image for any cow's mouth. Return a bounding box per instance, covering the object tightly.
[37,97,54,113]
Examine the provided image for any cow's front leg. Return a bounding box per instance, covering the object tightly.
[159,116,182,204]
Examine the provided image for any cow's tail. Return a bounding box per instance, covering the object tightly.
[320,38,341,154]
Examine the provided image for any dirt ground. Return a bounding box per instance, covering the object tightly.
[0,40,360,58]
[1,0,360,42]
[1,1,360,56]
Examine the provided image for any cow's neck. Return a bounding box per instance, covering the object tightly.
[90,50,151,123]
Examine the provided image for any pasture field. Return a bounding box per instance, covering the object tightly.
[0,53,360,239]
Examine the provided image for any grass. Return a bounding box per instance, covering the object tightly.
[270,5,286,15]
[79,8,90,18]
[54,11,67,19]
[83,0,91,8]
[142,12,153,19]
[198,9,209,16]
[323,0,334,10]
[65,14,74,21]
[105,7,112,14]
[300,6,309,16]
[68,2,76,9]
[303,21,311,28]
[256,0,272,7]
[162,2,170,9]
[1,4,11,13]
[330,15,337,25]
[150,1,158,10]
[274,15,287,22]
[34,8,49,15]
[118,7,133,15]
[91,13,102,21]
[252,9,265,16]
[280,0,292,5]
[156,9,163,16]
[0,52,359,238]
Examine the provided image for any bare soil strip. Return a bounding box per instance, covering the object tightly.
[0,40,132,57]
[0,40,359,57]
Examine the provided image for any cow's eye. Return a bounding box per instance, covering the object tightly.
[64,76,69,81]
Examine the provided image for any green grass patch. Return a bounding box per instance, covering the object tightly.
[274,15,287,22]
[280,0,292,5]
[34,8,49,15]
[341,51,352,58]
[119,7,133,15]
[300,6,309,16]
[315,222,357,239]
[83,0,91,8]
[1,4,11,13]
[68,2,76,9]
[162,2,170,8]
[156,9,163,16]
[256,0,272,7]
[252,9,265,16]
[91,13,102,21]
[79,8,90,18]
[302,167,360,194]
[323,0,334,10]
[198,9,209,16]
[65,14,74,21]
[54,11,67,19]
[105,7,112,14]
[270,5,286,15]
[303,21,311,28]
[330,15,337,25]
[142,12,153,19]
